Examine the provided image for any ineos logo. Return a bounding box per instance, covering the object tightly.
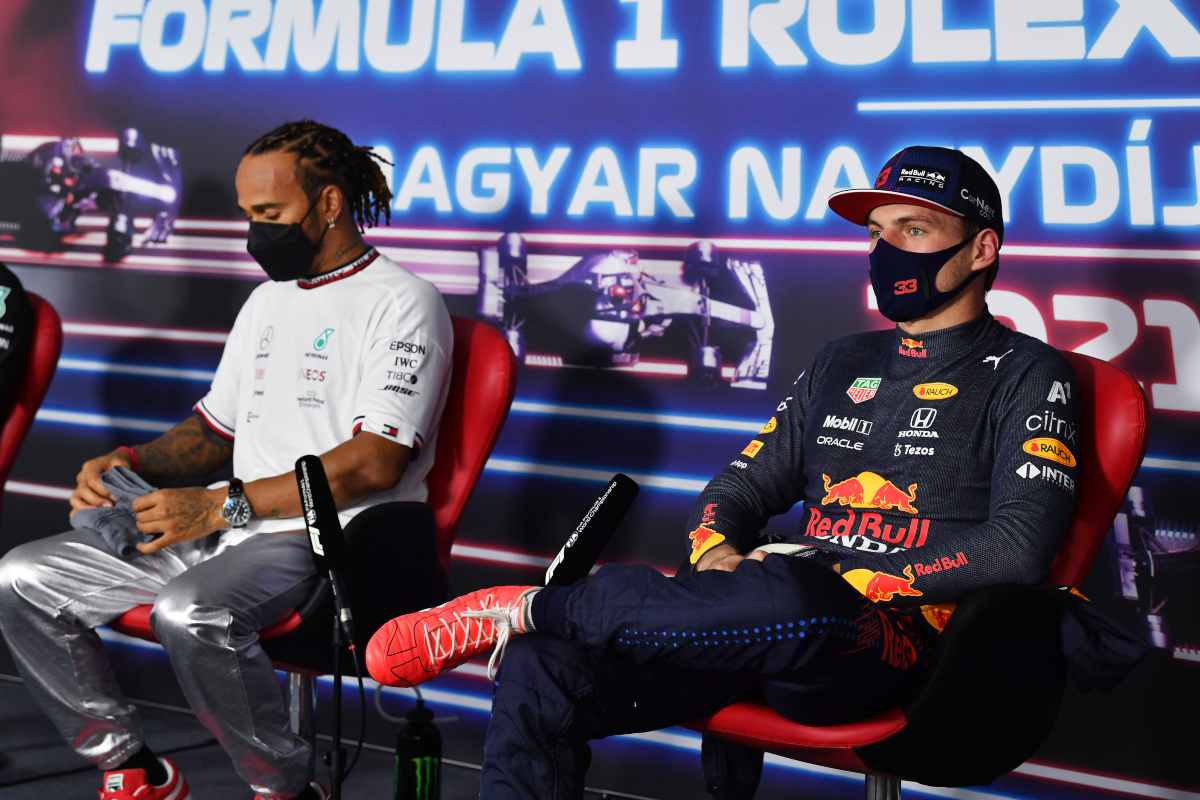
[910,408,937,429]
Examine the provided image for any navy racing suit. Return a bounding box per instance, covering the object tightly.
[482,311,1080,799]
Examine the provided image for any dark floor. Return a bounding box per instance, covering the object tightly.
[1,671,1186,800]
[0,677,491,800]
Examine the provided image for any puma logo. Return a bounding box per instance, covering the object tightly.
[982,349,1013,371]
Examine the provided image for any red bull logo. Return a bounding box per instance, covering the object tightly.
[844,565,924,603]
[913,552,968,576]
[805,507,930,549]
[821,471,918,514]
[897,337,927,359]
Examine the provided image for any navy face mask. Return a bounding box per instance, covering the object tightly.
[868,235,978,322]
[246,195,328,282]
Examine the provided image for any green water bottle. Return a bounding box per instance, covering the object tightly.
[393,701,441,800]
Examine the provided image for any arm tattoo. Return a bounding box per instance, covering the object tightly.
[134,414,233,484]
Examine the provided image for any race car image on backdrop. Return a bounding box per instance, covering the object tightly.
[0,128,181,262]
[477,232,774,389]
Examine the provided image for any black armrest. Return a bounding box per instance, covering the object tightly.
[858,584,1069,787]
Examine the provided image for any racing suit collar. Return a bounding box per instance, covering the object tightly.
[892,310,994,362]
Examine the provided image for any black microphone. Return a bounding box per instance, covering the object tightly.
[544,474,639,586]
[296,454,354,640]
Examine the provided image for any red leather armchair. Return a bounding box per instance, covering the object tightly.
[0,293,63,505]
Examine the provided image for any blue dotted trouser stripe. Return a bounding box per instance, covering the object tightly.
[616,615,858,649]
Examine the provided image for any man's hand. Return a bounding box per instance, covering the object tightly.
[69,449,134,512]
[694,543,769,573]
[133,487,226,555]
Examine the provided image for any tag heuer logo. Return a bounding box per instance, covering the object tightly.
[846,377,881,404]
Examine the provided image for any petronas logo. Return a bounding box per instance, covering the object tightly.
[313,327,335,351]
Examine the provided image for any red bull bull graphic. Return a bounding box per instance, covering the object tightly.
[688,524,726,565]
[846,377,881,404]
[844,565,925,603]
[1022,437,1077,467]
[821,471,918,514]
[821,473,865,506]
[689,502,726,565]
[898,337,927,359]
[912,382,958,400]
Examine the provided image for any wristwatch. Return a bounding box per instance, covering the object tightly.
[221,478,253,529]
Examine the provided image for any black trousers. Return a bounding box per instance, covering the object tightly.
[480,556,936,799]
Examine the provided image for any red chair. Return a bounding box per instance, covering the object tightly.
[0,293,64,506]
[688,351,1149,799]
[111,316,517,731]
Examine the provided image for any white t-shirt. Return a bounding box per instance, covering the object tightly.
[194,249,452,546]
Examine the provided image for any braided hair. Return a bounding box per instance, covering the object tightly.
[244,120,393,230]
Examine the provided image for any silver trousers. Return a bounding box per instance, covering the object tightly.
[0,527,320,798]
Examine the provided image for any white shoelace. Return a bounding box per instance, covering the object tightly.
[461,607,515,679]
[420,593,521,680]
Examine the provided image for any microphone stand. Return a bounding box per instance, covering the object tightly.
[330,593,345,800]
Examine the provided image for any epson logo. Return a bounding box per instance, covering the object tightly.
[961,188,996,220]
[822,414,873,436]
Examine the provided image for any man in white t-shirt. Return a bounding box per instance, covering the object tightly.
[0,120,453,800]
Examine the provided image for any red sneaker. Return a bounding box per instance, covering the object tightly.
[367,585,536,686]
[99,757,188,799]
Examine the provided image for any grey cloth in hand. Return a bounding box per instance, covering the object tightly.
[70,466,158,559]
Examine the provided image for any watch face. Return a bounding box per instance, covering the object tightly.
[224,496,251,528]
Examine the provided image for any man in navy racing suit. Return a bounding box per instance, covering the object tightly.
[364,147,1081,799]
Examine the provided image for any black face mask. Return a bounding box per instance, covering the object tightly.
[246,196,329,282]
[868,235,979,322]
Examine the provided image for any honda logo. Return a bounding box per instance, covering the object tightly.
[910,408,937,429]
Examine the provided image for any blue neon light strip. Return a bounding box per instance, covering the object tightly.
[858,97,1200,113]
[57,357,215,383]
[510,399,760,433]
[484,456,709,494]
[29,406,1200,481]
[50,354,761,434]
